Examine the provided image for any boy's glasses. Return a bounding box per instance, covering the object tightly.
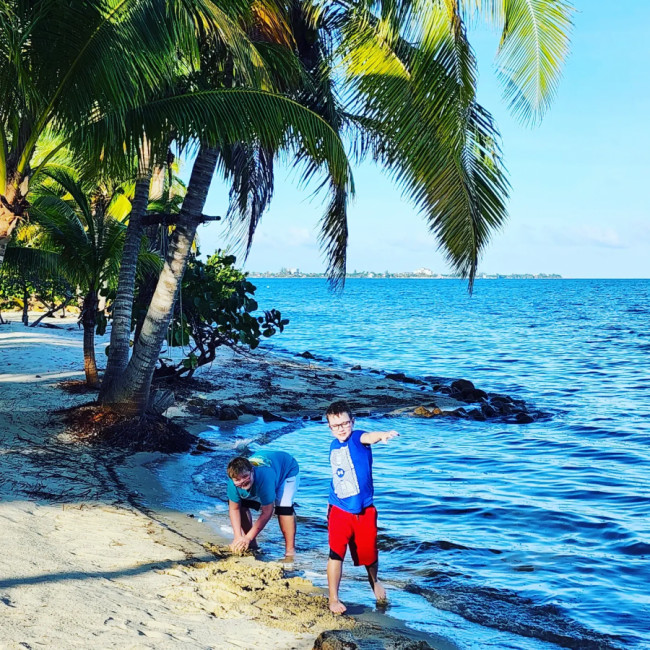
[233,473,252,487]
[329,420,353,431]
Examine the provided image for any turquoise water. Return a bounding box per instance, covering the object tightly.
[157,279,650,649]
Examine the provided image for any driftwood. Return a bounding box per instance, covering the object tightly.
[31,295,74,327]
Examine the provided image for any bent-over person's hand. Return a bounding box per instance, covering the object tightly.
[230,535,251,553]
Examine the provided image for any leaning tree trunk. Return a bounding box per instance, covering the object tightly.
[0,177,27,269]
[99,143,152,401]
[81,290,99,388]
[104,145,219,415]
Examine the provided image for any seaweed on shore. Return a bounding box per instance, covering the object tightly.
[60,404,197,453]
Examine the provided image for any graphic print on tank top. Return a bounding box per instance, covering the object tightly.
[331,446,360,499]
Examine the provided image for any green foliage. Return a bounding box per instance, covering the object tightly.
[0,260,73,319]
[158,252,288,378]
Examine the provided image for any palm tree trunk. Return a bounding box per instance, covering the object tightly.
[82,290,99,388]
[0,186,21,270]
[21,284,29,326]
[107,145,219,415]
[99,142,152,402]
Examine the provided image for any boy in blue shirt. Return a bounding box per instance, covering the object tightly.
[325,400,399,614]
[226,450,300,559]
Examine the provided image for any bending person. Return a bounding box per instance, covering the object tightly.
[227,451,299,559]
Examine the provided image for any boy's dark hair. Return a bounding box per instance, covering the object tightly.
[326,400,353,420]
[227,456,253,479]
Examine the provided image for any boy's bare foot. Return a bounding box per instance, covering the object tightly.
[373,580,387,603]
[329,599,347,615]
[280,554,295,564]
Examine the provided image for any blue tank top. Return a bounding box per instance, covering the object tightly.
[328,430,373,514]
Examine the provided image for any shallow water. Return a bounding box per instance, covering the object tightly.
[155,279,650,649]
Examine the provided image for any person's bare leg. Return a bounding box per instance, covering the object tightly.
[239,507,258,550]
[366,561,387,602]
[327,558,347,614]
[278,514,296,557]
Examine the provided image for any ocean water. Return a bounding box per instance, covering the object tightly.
[155,279,650,649]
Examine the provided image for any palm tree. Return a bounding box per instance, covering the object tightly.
[222,0,574,288]
[0,0,264,269]
[29,167,134,387]
[96,0,573,417]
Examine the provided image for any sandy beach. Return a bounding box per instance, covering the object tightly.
[0,316,458,649]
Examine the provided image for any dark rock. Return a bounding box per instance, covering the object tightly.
[350,365,362,370]
[298,351,315,359]
[491,394,514,404]
[480,402,497,418]
[451,379,475,393]
[515,412,534,424]
[261,410,290,423]
[446,408,468,418]
[467,409,487,421]
[199,405,218,416]
[490,400,515,415]
[386,372,425,385]
[310,415,323,421]
[369,369,381,374]
[458,388,489,403]
[313,630,357,650]
[219,407,239,421]
[437,386,452,394]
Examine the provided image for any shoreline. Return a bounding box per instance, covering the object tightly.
[1,316,457,649]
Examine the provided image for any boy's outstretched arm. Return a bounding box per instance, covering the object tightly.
[360,430,399,445]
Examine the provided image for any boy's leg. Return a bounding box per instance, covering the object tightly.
[277,513,296,556]
[328,505,352,614]
[353,506,386,603]
[327,557,346,614]
[365,561,387,602]
[276,474,300,557]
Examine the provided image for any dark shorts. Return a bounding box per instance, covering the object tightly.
[328,504,378,567]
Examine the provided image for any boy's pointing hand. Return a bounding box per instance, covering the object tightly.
[380,430,399,443]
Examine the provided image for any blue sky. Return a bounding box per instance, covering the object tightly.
[193,2,650,278]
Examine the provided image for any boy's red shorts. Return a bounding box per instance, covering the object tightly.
[328,504,378,567]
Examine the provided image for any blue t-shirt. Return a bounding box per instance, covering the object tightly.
[328,430,373,514]
[227,450,299,506]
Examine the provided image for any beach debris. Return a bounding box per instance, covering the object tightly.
[61,405,197,452]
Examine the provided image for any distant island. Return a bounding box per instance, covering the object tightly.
[247,268,563,280]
